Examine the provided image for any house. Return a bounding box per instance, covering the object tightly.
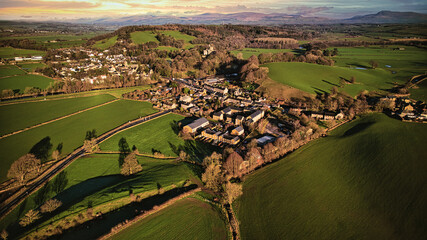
[14,57,23,61]
[231,126,244,136]
[222,107,232,116]
[235,115,245,125]
[183,117,209,133]
[179,95,192,103]
[201,129,221,141]
[219,133,240,145]
[247,110,264,123]
[213,111,224,121]
[257,135,275,146]
[181,102,194,110]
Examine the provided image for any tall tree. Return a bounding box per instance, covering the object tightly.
[202,163,223,192]
[120,153,142,176]
[7,154,41,183]
[223,152,244,178]
[19,210,40,227]
[224,182,243,204]
[40,199,62,213]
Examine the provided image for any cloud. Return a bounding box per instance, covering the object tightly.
[0,0,102,9]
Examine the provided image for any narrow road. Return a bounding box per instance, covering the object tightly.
[0,110,171,219]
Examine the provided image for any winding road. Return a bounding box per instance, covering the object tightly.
[0,109,171,219]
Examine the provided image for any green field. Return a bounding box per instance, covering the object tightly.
[0,99,156,182]
[410,79,427,102]
[156,46,180,51]
[17,63,46,72]
[0,74,54,93]
[1,85,151,104]
[0,47,45,59]
[0,154,196,239]
[236,113,427,240]
[109,197,227,240]
[160,30,195,43]
[0,65,26,77]
[93,36,117,50]
[0,94,116,136]
[0,33,102,49]
[231,48,294,59]
[100,113,186,157]
[265,62,396,96]
[130,30,195,49]
[332,45,427,83]
[130,31,159,44]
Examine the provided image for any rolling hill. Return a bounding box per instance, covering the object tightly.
[235,113,427,240]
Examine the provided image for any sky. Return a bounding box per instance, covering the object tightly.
[0,0,426,21]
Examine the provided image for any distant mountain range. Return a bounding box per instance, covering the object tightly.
[68,11,427,26]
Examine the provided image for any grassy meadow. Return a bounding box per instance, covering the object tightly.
[0,65,26,77]
[130,31,159,44]
[130,30,195,49]
[332,45,427,82]
[93,36,118,50]
[0,47,45,58]
[17,63,46,72]
[236,113,427,240]
[109,197,228,240]
[0,33,101,49]
[231,48,294,59]
[100,113,217,161]
[0,154,197,239]
[0,99,156,182]
[0,94,116,136]
[265,62,395,97]
[0,74,54,93]
[100,113,186,157]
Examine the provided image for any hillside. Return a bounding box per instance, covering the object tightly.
[264,62,395,97]
[235,113,427,240]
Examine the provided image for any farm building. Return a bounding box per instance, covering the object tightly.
[213,111,224,121]
[183,117,209,133]
[202,129,221,141]
[219,133,240,145]
[247,110,265,123]
[257,135,276,145]
[231,126,244,136]
[235,115,245,125]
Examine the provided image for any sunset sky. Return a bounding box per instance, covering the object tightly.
[0,0,426,20]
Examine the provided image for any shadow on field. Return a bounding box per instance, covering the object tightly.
[312,87,328,95]
[322,79,340,87]
[347,63,369,69]
[29,136,53,162]
[48,185,198,240]
[342,122,375,137]
[168,140,220,163]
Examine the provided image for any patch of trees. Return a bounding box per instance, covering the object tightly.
[0,38,46,51]
[156,33,184,48]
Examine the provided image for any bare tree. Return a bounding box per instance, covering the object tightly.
[202,163,223,192]
[225,182,243,204]
[83,139,99,153]
[40,199,62,213]
[19,210,40,227]
[223,152,244,178]
[7,154,41,184]
[120,153,142,176]
[0,229,8,240]
[51,150,60,161]
[179,151,189,161]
